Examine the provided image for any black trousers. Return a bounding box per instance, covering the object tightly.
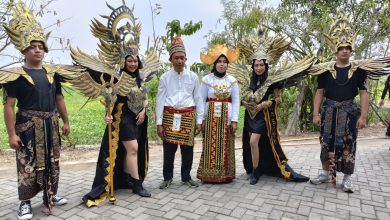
[163,141,193,182]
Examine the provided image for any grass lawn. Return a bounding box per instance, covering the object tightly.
[0,89,107,149]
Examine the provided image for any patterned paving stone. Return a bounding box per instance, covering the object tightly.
[0,137,389,219]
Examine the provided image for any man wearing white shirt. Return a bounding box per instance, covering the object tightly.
[156,36,203,189]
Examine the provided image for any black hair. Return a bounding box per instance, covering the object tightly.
[249,59,269,91]
[120,55,142,87]
[336,45,353,52]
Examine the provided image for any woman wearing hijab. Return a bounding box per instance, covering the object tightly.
[197,45,240,183]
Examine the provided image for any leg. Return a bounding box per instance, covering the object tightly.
[122,140,139,179]
[180,145,198,187]
[310,144,331,185]
[180,145,193,182]
[163,141,178,181]
[249,133,261,185]
[122,140,151,197]
[160,142,177,189]
[250,133,261,169]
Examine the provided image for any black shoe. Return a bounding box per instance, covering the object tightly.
[249,168,260,185]
[18,201,33,220]
[129,175,151,197]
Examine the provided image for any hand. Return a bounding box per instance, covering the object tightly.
[275,97,281,104]
[195,124,202,135]
[313,114,321,127]
[253,104,262,112]
[157,125,164,139]
[379,99,385,108]
[230,121,237,134]
[105,114,113,124]
[242,100,251,110]
[62,122,70,136]
[136,109,146,125]
[356,116,366,129]
[9,134,22,150]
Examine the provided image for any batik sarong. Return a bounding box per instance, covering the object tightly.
[320,99,359,184]
[197,98,235,182]
[15,109,61,213]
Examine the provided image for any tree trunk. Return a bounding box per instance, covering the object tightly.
[285,83,307,136]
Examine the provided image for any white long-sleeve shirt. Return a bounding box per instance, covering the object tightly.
[200,73,240,124]
[155,68,203,125]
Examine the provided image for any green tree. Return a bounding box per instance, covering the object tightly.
[205,0,390,135]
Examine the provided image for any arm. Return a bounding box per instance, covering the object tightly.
[56,94,70,136]
[230,81,240,134]
[155,76,166,125]
[357,90,369,129]
[155,76,166,138]
[193,79,207,125]
[136,94,148,125]
[193,77,204,134]
[231,81,240,122]
[199,79,208,122]
[4,96,22,150]
[312,89,324,126]
[198,79,208,132]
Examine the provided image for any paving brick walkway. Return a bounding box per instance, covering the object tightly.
[1,137,390,219]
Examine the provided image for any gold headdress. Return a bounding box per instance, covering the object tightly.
[3,1,50,52]
[324,17,357,53]
[238,36,290,66]
[89,1,142,70]
[200,44,240,64]
[69,1,160,114]
[251,37,290,65]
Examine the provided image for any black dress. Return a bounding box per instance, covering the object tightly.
[244,83,279,135]
[242,78,309,182]
[83,73,149,207]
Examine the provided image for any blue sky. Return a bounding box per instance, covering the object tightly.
[2,0,280,67]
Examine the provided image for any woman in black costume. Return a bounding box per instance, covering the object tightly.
[83,54,151,207]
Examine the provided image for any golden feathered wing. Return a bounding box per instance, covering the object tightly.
[227,61,251,87]
[0,65,85,85]
[309,57,390,79]
[0,68,32,84]
[68,72,106,99]
[141,51,161,83]
[70,46,118,77]
[268,56,315,88]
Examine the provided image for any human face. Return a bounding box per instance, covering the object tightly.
[215,56,228,73]
[125,55,139,73]
[170,52,186,73]
[22,41,45,64]
[335,46,352,61]
[253,59,266,75]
